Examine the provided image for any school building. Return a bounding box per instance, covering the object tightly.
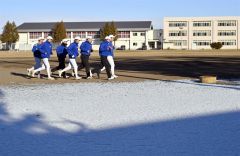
[16,21,163,51]
[163,16,240,50]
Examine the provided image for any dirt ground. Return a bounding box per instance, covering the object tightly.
[0,50,240,85]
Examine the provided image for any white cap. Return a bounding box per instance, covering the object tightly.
[46,36,53,40]
[74,36,81,40]
[105,36,111,40]
[61,39,69,43]
[38,37,44,41]
[86,36,93,39]
[109,35,115,38]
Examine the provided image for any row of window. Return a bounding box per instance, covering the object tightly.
[193,21,211,27]
[133,32,146,37]
[29,31,133,39]
[169,22,187,27]
[169,20,237,27]
[218,30,236,36]
[193,30,211,36]
[169,30,237,37]
[169,31,187,36]
[169,40,188,46]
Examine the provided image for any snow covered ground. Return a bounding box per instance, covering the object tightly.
[0,80,239,156]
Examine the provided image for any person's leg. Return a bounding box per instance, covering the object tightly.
[107,56,115,75]
[101,56,112,79]
[59,62,71,77]
[32,64,45,77]
[100,59,106,72]
[59,56,67,77]
[82,55,90,77]
[35,57,42,78]
[27,57,40,76]
[42,58,54,80]
[70,59,81,79]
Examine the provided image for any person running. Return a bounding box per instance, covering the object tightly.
[27,37,44,78]
[32,36,54,80]
[52,39,69,78]
[99,35,118,78]
[108,34,118,78]
[99,36,114,80]
[58,36,81,80]
[79,36,93,79]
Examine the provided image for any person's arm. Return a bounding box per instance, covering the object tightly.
[67,44,74,56]
[32,45,37,53]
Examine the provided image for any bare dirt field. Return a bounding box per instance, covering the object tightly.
[0,50,240,85]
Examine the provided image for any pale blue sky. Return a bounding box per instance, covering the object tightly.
[0,0,240,32]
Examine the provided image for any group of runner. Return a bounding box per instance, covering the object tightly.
[27,35,118,80]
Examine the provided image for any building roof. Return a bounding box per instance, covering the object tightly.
[17,21,152,32]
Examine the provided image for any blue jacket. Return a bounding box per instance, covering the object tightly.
[56,45,68,58]
[80,41,93,56]
[99,41,112,56]
[39,41,53,59]
[67,42,79,59]
[32,43,42,58]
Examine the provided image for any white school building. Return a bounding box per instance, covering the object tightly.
[16,21,163,51]
[163,16,240,50]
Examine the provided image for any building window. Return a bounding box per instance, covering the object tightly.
[169,40,187,46]
[29,32,42,39]
[169,22,187,27]
[193,30,211,36]
[140,32,145,36]
[193,40,211,46]
[66,32,71,38]
[87,31,100,39]
[219,40,236,46]
[218,30,236,36]
[133,33,138,36]
[73,32,86,38]
[133,43,138,46]
[169,31,187,36]
[118,31,130,38]
[44,32,52,38]
[218,20,236,26]
[193,21,211,27]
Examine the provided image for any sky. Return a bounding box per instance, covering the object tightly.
[0,0,240,32]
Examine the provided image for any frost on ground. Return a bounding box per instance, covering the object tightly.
[0,80,239,156]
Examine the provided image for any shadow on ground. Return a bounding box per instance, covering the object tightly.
[0,89,239,156]
[112,56,240,79]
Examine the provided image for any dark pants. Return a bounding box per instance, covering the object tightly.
[101,56,111,78]
[52,55,66,77]
[80,54,91,77]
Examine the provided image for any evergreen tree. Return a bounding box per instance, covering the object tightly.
[100,23,110,41]
[109,21,118,42]
[52,21,67,43]
[100,22,118,42]
[1,21,19,50]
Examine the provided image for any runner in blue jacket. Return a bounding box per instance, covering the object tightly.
[59,37,81,80]
[32,36,54,80]
[108,35,118,78]
[99,36,113,80]
[79,36,93,79]
[52,39,69,78]
[27,37,44,78]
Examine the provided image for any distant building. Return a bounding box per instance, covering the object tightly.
[16,21,163,51]
[163,16,240,50]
